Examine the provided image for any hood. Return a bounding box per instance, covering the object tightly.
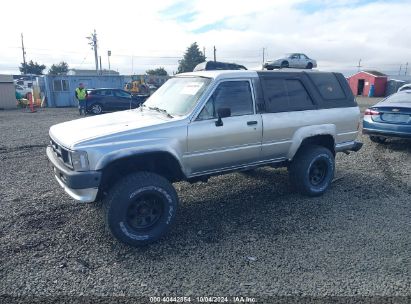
[50,109,174,149]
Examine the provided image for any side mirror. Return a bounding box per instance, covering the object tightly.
[215,107,231,127]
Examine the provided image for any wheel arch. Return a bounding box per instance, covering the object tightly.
[287,126,336,160]
[99,151,186,193]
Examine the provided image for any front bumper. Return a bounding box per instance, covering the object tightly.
[46,146,101,202]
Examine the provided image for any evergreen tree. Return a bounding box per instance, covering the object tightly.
[177,42,205,73]
[146,67,168,76]
[48,62,69,75]
[19,60,46,75]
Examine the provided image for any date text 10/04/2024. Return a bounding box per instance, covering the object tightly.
[149,296,257,303]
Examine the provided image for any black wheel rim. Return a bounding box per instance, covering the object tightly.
[309,159,328,186]
[126,192,164,230]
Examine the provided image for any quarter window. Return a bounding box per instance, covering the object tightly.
[198,81,254,120]
[308,73,345,100]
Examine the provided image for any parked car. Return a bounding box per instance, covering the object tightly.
[86,88,147,114]
[363,91,411,143]
[47,69,362,246]
[264,53,317,70]
[397,83,411,92]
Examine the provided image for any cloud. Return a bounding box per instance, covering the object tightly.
[0,0,410,76]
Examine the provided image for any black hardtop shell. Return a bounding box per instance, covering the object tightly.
[256,70,356,112]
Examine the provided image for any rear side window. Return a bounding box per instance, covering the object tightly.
[262,78,314,113]
[308,73,345,100]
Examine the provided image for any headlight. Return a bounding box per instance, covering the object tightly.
[69,151,89,171]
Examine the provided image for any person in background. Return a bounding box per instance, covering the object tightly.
[75,83,88,115]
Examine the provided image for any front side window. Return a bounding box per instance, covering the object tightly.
[198,81,254,120]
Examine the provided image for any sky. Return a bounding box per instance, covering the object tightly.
[0,0,410,76]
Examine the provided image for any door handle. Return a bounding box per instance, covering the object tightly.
[247,121,258,126]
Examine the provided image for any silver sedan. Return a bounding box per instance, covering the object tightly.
[264,53,317,69]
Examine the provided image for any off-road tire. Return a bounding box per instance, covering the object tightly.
[289,145,335,196]
[370,136,387,144]
[102,172,178,246]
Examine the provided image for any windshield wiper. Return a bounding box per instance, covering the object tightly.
[148,106,174,118]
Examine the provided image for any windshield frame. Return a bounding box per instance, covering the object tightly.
[141,75,212,117]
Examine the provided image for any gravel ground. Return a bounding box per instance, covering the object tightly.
[0,99,410,301]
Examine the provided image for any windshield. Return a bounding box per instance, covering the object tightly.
[143,76,212,116]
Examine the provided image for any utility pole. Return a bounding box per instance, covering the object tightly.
[99,56,102,75]
[86,29,98,73]
[213,46,216,62]
[357,59,362,72]
[399,64,402,76]
[21,33,27,74]
[405,62,408,76]
[108,50,111,74]
[203,47,206,60]
[262,48,265,66]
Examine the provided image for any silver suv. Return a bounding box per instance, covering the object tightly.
[47,70,362,246]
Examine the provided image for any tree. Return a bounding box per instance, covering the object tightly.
[146,67,168,76]
[177,42,205,73]
[48,61,69,75]
[19,60,46,75]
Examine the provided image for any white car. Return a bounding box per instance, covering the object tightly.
[264,53,317,70]
[397,83,411,92]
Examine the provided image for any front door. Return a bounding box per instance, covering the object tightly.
[185,80,262,175]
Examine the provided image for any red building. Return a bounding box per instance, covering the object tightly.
[347,70,387,97]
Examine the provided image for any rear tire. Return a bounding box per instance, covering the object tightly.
[102,172,178,246]
[370,136,387,144]
[289,145,335,196]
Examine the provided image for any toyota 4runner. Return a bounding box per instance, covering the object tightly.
[47,69,362,246]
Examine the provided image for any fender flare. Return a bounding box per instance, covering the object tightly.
[286,124,336,160]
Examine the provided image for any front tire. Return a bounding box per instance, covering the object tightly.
[306,62,313,69]
[289,145,335,196]
[102,172,178,246]
[90,103,103,115]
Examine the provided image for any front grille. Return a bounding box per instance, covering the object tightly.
[50,138,73,169]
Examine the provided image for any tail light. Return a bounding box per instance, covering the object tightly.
[364,108,380,116]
